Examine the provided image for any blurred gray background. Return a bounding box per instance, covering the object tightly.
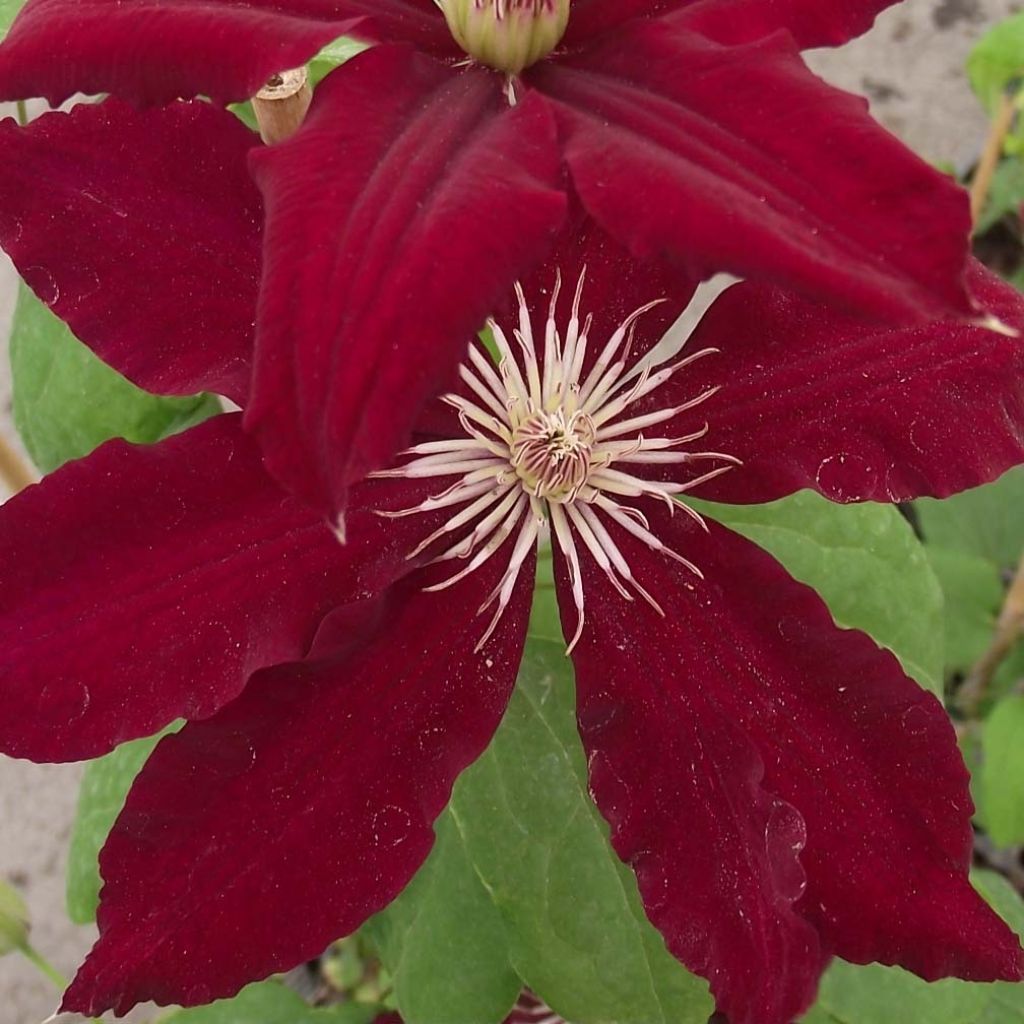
[0,1,1020,1019]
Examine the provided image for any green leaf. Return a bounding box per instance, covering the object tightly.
[917,469,1024,573]
[309,36,369,86]
[450,638,713,1024]
[968,13,1024,113]
[926,547,1003,676]
[159,981,378,1024]
[807,961,988,1024]
[982,695,1024,847]
[365,813,521,1024]
[0,0,23,39]
[527,548,560,644]
[10,283,220,473]
[66,728,176,924]
[700,492,945,696]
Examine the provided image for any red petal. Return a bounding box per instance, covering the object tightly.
[0,0,452,106]
[0,414,436,763]
[665,0,899,48]
[61,550,535,1016]
[561,500,1023,1023]
[0,99,260,405]
[562,0,678,47]
[680,513,1024,982]
[656,260,1024,504]
[563,0,894,49]
[559,519,823,1024]
[246,49,566,520]
[532,23,973,323]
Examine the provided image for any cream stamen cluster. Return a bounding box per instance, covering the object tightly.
[374,272,738,653]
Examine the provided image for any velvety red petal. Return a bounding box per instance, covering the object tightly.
[561,499,1023,1022]
[0,0,452,106]
[653,259,1024,505]
[246,49,566,521]
[663,0,899,48]
[0,414,439,763]
[564,0,895,49]
[561,0,678,48]
[0,99,260,405]
[558,517,823,1024]
[532,23,973,323]
[61,548,535,1016]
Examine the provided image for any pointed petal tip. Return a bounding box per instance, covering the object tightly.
[984,926,1024,983]
[975,311,1020,338]
[49,1005,93,1024]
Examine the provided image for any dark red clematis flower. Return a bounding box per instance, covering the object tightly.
[0,0,981,524]
[2,99,1024,1024]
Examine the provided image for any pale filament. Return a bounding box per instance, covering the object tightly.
[372,270,739,654]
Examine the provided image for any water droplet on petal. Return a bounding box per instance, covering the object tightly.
[777,614,808,643]
[633,849,669,910]
[900,703,931,737]
[372,804,413,848]
[577,691,622,738]
[22,265,59,306]
[765,798,808,902]
[65,266,100,305]
[814,452,878,502]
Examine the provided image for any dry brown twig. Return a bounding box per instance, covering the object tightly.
[957,551,1024,717]
[0,431,35,495]
[252,66,313,146]
[970,90,1019,227]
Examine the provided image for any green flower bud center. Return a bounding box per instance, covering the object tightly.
[441,0,571,75]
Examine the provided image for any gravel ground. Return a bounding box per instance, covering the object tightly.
[0,1,1020,1019]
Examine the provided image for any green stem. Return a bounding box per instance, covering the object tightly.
[15,98,28,126]
[20,941,67,989]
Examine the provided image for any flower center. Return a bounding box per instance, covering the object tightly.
[511,408,596,501]
[373,270,739,654]
[439,0,571,74]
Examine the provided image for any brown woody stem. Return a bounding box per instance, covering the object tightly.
[970,90,1018,227]
[957,550,1024,717]
[0,433,35,495]
[252,67,313,146]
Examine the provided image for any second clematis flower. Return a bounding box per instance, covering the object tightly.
[2,98,1024,1024]
[0,0,983,523]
